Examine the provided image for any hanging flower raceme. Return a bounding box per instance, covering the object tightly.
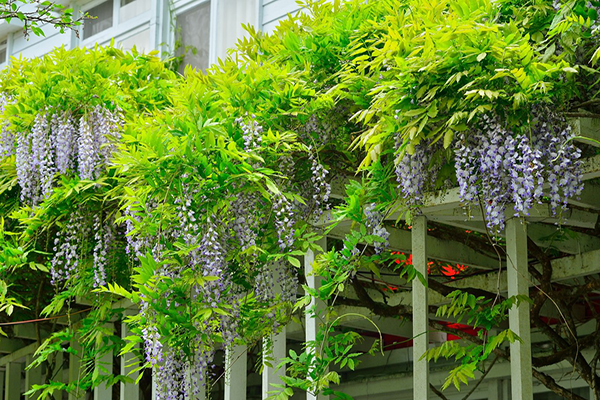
[51,210,85,286]
[395,107,582,232]
[452,108,582,231]
[10,106,123,205]
[364,203,390,254]
[0,94,13,158]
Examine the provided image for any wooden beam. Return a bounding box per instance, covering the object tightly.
[328,222,502,270]
[0,339,27,354]
[425,204,598,229]
[338,246,600,308]
[572,118,600,147]
[0,343,37,366]
[569,182,600,210]
[120,311,139,400]
[25,354,42,400]
[262,329,286,400]
[429,219,600,255]
[5,361,22,400]
[68,340,83,400]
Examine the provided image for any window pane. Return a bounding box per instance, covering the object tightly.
[84,1,114,40]
[120,29,150,53]
[120,0,151,22]
[0,38,8,63]
[216,0,256,61]
[176,1,210,73]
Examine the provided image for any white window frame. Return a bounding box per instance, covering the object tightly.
[80,0,153,47]
[0,38,8,65]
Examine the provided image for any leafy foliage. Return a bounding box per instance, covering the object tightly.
[0,0,599,399]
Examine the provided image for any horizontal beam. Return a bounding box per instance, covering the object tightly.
[380,248,600,306]
[0,342,37,366]
[429,220,600,255]
[570,183,600,210]
[328,222,503,270]
[426,204,598,229]
[572,117,600,148]
[286,305,413,338]
[0,339,27,354]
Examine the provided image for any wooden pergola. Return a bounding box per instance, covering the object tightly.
[0,117,599,400]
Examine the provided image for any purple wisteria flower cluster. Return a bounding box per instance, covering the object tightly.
[50,209,118,288]
[51,211,85,285]
[453,109,582,231]
[136,204,243,399]
[273,193,295,250]
[254,260,298,304]
[395,136,443,207]
[235,115,263,151]
[11,106,123,205]
[395,108,582,232]
[0,94,13,158]
[364,203,390,254]
[229,192,260,252]
[129,114,328,396]
[92,215,115,288]
[308,147,331,218]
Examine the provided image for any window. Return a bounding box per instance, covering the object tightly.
[176,1,211,72]
[83,1,114,40]
[120,29,150,52]
[216,0,256,61]
[120,0,151,23]
[0,39,7,64]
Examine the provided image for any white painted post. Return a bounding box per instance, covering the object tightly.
[93,350,113,400]
[69,341,84,400]
[5,361,22,400]
[152,370,157,400]
[224,345,247,400]
[305,237,328,400]
[120,314,140,400]
[53,348,65,400]
[262,328,286,399]
[198,378,206,400]
[0,369,5,400]
[412,215,429,400]
[25,354,43,399]
[185,368,205,400]
[488,378,503,400]
[506,217,533,400]
[68,6,81,49]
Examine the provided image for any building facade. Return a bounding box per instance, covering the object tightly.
[0,0,302,71]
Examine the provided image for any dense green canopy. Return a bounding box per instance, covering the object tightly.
[0,0,598,399]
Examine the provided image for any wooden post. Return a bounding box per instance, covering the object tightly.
[68,341,84,400]
[224,345,247,400]
[5,361,22,400]
[487,378,503,400]
[506,217,533,400]
[25,354,43,399]
[261,328,286,399]
[305,237,328,400]
[53,348,65,400]
[412,215,429,400]
[120,313,140,400]
[93,350,113,400]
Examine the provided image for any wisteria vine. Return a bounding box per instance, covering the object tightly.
[395,106,583,231]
